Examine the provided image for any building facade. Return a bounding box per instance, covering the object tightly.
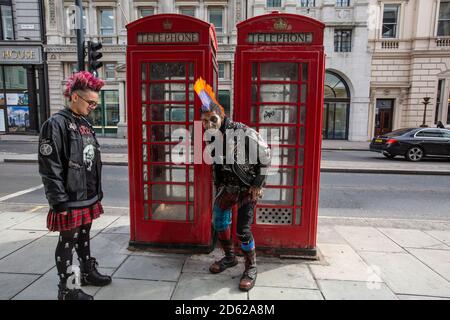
[0,0,48,134]
[44,0,375,140]
[368,0,450,138]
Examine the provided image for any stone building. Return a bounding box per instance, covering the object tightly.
[0,0,48,134]
[368,0,450,137]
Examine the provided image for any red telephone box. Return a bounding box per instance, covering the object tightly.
[126,14,218,252]
[233,13,325,257]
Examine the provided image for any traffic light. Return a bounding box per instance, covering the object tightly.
[87,41,103,77]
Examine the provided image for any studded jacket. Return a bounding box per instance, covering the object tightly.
[38,108,103,212]
[212,117,271,189]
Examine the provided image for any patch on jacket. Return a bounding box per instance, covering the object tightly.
[39,143,53,156]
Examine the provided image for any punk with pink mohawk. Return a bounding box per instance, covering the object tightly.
[63,71,105,100]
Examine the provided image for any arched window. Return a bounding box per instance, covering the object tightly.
[323,71,351,140]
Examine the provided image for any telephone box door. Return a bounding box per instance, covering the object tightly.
[128,51,212,246]
[235,51,322,251]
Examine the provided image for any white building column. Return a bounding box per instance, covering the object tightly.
[348,97,370,141]
[117,79,127,138]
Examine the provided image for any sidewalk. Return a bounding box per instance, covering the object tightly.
[0,202,449,300]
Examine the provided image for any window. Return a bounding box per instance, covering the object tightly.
[139,7,154,18]
[267,0,282,8]
[180,7,195,17]
[300,0,315,7]
[104,63,116,80]
[438,1,450,36]
[416,130,444,138]
[4,66,27,89]
[382,4,400,38]
[435,80,445,124]
[218,63,225,79]
[65,5,88,35]
[209,7,223,34]
[99,8,115,38]
[336,0,350,6]
[334,30,352,52]
[0,2,13,40]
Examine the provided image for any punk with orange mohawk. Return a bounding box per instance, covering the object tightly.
[194,77,271,292]
[38,71,111,300]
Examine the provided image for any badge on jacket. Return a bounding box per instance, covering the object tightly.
[68,123,78,131]
[39,143,53,156]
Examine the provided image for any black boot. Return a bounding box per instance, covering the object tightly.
[209,239,238,274]
[79,257,112,287]
[239,249,257,291]
[58,281,93,300]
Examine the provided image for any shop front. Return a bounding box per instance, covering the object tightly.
[0,44,47,134]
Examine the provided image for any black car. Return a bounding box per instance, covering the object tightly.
[370,128,450,161]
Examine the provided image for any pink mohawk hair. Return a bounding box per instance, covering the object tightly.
[63,71,105,98]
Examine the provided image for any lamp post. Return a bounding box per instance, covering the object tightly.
[420,97,431,128]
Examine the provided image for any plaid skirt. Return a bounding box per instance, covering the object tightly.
[46,201,104,232]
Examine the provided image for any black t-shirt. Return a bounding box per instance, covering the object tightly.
[74,116,100,199]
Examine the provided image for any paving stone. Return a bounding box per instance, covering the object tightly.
[379,228,448,249]
[10,213,48,231]
[89,215,122,237]
[256,263,318,289]
[317,225,348,245]
[318,280,398,300]
[0,229,47,259]
[0,236,57,274]
[310,244,382,282]
[102,216,130,234]
[249,287,323,300]
[0,273,40,300]
[407,248,450,282]
[114,255,185,281]
[89,233,130,269]
[95,278,175,300]
[335,226,404,252]
[172,273,247,300]
[0,212,39,230]
[360,251,450,297]
[13,266,109,300]
[424,230,450,247]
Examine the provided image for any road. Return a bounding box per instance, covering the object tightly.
[1,162,449,221]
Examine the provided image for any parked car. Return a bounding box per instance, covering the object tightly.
[370,127,450,161]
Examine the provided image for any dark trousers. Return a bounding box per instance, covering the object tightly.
[214,185,257,244]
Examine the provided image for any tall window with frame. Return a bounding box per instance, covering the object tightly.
[65,5,88,43]
[334,30,352,52]
[336,0,350,7]
[139,7,154,18]
[300,0,315,7]
[218,63,225,79]
[0,0,13,40]
[208,7,224,34]
[267,0,282,8]
[435,79,445,124]
[382,4,400,38]
[99,8,115,44]
[438,0,450,36]
[180,7,196,17]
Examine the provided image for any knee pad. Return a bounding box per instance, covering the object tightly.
[213,204,232,232]
[240,238,255,252]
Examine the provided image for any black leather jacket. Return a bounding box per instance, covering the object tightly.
[38,108,103,212]
[212,117,271,189]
